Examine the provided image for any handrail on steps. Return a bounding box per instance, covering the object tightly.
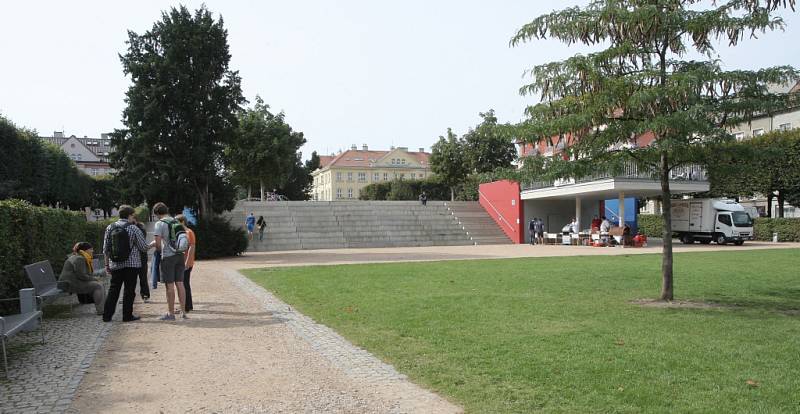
[476,190,516,233]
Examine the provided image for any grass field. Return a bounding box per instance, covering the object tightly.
[244,249,800,413]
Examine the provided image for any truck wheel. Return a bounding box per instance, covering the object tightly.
[680,234,694,244]
[715,233,727,245]
[734,240,744,246]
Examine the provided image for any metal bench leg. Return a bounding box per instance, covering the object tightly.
[1,337,7,380]
[40,314,45,345]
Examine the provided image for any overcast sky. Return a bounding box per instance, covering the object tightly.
[1,1,799,159]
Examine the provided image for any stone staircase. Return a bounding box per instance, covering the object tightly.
[226,201,489,251]
[444,201,513,245]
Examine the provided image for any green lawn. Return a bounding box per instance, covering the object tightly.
[244,249,800,413]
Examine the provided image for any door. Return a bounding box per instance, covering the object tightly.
[689,202,703,231]
[716,213,733,237]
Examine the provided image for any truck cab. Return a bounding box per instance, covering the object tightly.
[714,210,753,245]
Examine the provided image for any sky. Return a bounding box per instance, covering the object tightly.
[1,1,799,159]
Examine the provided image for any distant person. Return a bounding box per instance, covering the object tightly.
[102,205,152,322]
[153,202,189,321]
[569,218,578,234]
[535,217,545,244]
[59,242,105,315]
[176,214,196,313]
[132,215,150,303]
[419,191,428,206]
[600,216,611,243]
[591,215,601,232]
[256,215,266,241]
[528,219,536,245]
[245,212,256,240]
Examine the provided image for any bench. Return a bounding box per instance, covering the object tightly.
[24,260,73,309]
[0,292,45,379]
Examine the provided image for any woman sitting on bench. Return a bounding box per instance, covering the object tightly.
[58,242,106,315]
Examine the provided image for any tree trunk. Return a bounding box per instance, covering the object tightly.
[659,151,674,301]
[777,190,785,218]
[247,185,252,200]
[196,181,210,218]
[767,193,773,218]
[260,180,265,202]
[450,187,455,202]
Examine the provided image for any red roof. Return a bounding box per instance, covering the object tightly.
[318,149,430,169]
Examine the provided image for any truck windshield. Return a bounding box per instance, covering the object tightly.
[732,211,752,227]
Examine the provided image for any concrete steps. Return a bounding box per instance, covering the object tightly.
[445,201,513,245]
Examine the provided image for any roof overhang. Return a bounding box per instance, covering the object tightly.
[521,178,710,201]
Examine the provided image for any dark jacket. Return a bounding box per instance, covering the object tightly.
[58,254,99,294]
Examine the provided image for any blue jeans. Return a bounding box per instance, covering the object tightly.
[151,251,161,289]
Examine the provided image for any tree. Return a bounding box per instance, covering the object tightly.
[511,0,798,300]
[430,128,469,201]
[462,109,517,173]
[225,96,306,200]
[113,5,245,217]
[91,176,121,218]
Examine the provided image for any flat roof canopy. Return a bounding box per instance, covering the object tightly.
[520,178,710,201]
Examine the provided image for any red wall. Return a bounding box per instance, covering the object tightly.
[478,180,523,244]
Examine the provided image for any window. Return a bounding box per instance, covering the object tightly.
[358,172,366,181]
[347,188,353,198]
[373,172,380,181]
[401,159,406,165]
[91,168,98,176]
[336,172,342,181]
[336,188,342,199]
[383,173,388,181]
[717,214,732,226]
[410,173,415,179]
[733,132,745,141]
[391,158,396,165]
[753,128,765,137]
[347,172,353,181]
[778,123,792,131]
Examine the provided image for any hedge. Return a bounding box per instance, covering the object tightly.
[0,199,108,312]
[191,215,248,259]
[637,214,800,242]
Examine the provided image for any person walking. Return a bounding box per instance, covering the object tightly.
[153,202,188,321]
[102,205,151,322]
[245,212,256,240]
[529,219,536,245]
[256,215,266,242]
[535,218,545,245]
[132,216,150,303]
[176,214,196,313]
[419,191,428,206]
[59,242,106,315]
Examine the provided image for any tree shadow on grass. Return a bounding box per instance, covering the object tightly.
[634,288,800,317]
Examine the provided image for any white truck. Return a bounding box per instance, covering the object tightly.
[671,199,754,245]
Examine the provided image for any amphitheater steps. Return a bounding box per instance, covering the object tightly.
[444,201,513,245]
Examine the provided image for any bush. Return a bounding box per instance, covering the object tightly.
[360,178,451,201]
[753,217,800,242]
[637,214,664,238]
[359,182,392,200]
[191,215,248,259]
[387,180,415,200]
[0,199,107,312]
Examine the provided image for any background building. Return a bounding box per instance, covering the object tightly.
[311,145,431,201]
[39,131,114,176]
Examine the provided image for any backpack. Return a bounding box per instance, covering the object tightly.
[109,222,133,262]
[160,217,190,253]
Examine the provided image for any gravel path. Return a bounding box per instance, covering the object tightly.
[70,261,461,413]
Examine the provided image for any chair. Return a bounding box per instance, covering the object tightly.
[24,261,71,309]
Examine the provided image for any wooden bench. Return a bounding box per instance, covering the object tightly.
[0,292,45,379]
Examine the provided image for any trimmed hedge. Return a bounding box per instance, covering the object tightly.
[191,215,248,260]
[753,217,800,242]
[637,214,800,242]
[0,199,108,311]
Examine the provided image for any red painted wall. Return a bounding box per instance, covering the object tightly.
[478,180,523,244]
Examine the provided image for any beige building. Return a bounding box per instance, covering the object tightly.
[39,131,115,176]
[311,145,431,201]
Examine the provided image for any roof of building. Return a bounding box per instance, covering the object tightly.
[39,132,113,162]
[318,148,430,170]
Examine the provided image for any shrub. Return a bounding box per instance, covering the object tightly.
[0,199,106,312]
[191,215,248,259]
[360,178,451,201]
[753,217,800,242]
[359,182,392,200]
[637,214,664,238]
[387,180,415,200]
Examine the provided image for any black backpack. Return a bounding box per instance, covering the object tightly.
[109,222,133,262]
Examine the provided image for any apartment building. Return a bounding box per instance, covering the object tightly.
[39,131,114,176]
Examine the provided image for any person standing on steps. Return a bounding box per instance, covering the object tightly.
[245,212,256,240]
[419,191,428,206]
[153,202,189,321]
[176,214,196,312]
[256,215,266,242]
[102,205,151,322]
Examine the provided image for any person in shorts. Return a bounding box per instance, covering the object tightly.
[153,202,187,321]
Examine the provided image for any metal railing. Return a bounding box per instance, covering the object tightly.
[477,190,517,233]
[522,162,707,192]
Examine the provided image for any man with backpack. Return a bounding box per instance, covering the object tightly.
[153,202,190,321]
[102,205,152,322]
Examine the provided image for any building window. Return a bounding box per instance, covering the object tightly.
[401,159,406,165]
[336,188,342,199]
[753,128,765,137]
[373,172,380,181]
[383,173,388,181]
[358,172,366,181]
[778,123,792,131]
[400,173,405,180]
[91,168,98,176]
[733,132,745,141]
[347,172,353,181]
[336,172,342,181]
[348,188,353,199]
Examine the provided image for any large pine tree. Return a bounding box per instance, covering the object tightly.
[511,0,798,300]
